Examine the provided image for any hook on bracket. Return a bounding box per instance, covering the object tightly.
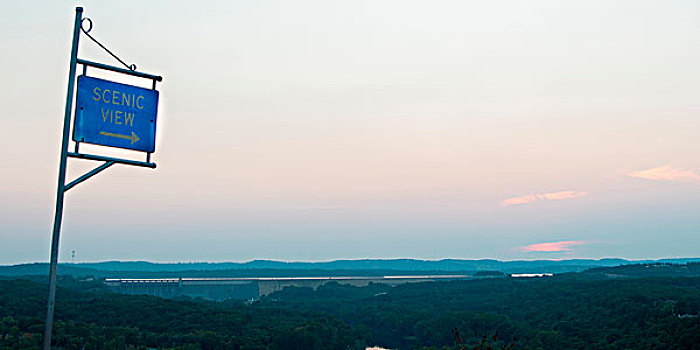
[80,18,92,33]
[79,16,137,72]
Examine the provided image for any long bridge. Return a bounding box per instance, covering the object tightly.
[104,275,475,301]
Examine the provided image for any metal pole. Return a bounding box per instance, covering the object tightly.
[43,7,82,350]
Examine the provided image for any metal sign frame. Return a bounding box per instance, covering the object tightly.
[43,7,163,349]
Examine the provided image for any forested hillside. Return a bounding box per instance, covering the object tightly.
[260,275,700,349]
[0,279,367,350]
[2,268,700,349]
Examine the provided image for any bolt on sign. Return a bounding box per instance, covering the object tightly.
[73,76,159,152]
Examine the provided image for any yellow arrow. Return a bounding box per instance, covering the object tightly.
[99,131,140,144]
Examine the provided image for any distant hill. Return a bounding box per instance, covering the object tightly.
[582,261,700,278]
[0,263,101,278]
[70,258,634,273]
[2,258,698,278]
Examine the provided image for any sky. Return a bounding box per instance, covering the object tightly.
[2,0,700,264]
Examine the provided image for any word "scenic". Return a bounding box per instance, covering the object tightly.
[92,87,144,127]
[92,87,145,109]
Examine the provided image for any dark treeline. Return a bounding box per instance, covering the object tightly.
[0,279,367,350]
[257,275,700,349]
[2,269,700,349]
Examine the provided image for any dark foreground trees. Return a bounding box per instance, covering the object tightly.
[259,276,700,349]
[0,279,367,350]
[2,273,700,349]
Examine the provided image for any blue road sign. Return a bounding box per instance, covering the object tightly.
[73,75,159,152]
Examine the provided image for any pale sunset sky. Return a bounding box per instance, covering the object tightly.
[2,0,700,264]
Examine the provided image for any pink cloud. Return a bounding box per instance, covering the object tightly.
[626,165,700,182]
[519,240,588,252]
[500,190,587,206]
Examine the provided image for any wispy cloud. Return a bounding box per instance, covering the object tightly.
[500,190,587,206]
[626,165,700,182]
[518,240,588,252]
